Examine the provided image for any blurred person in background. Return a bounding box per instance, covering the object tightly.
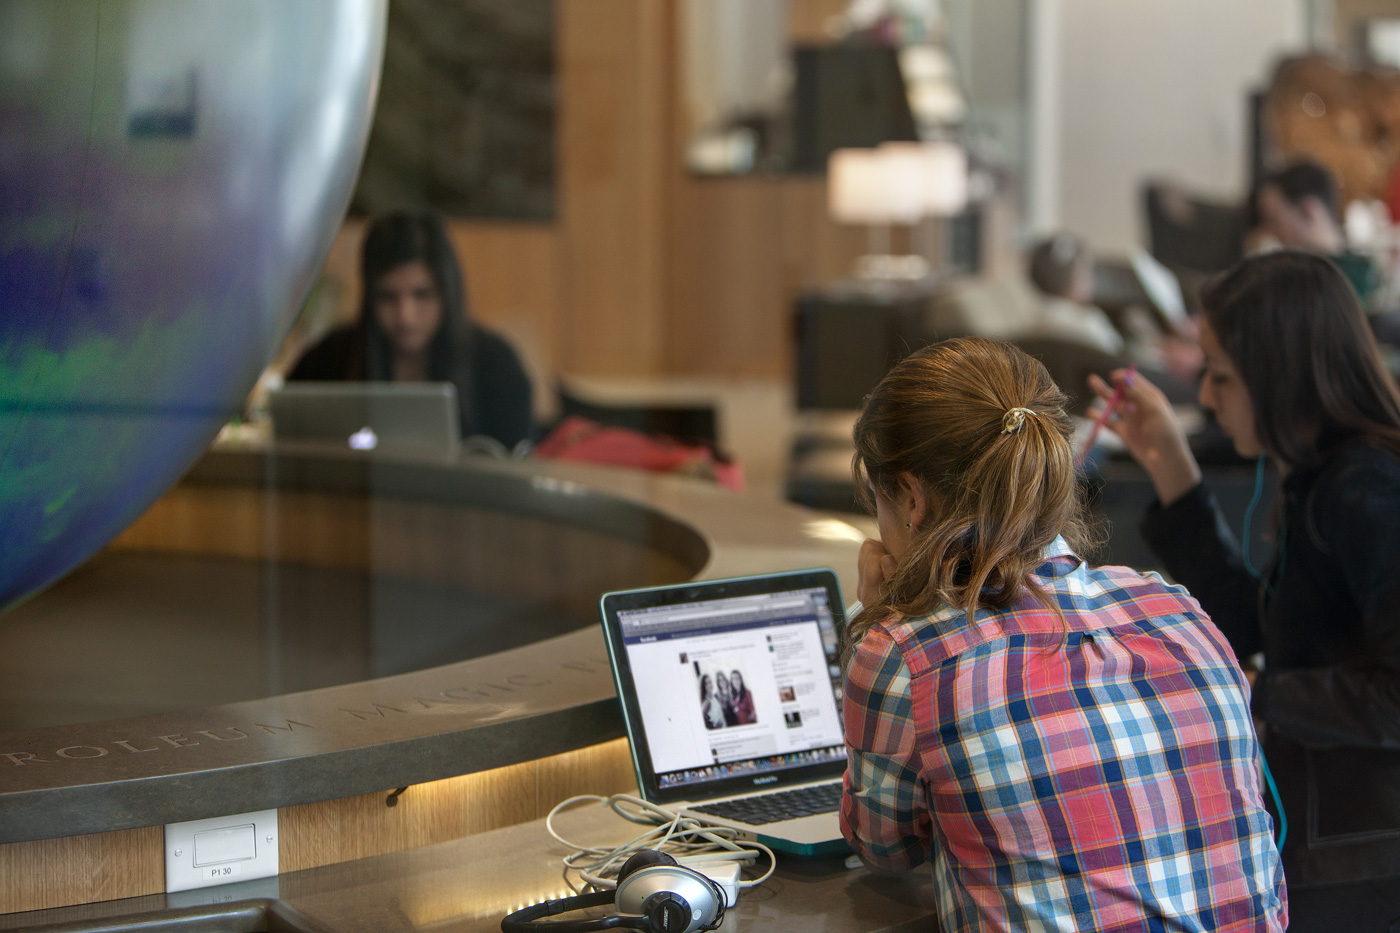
[1093,250,1400,929]
[289,211,534,450]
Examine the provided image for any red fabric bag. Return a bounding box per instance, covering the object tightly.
[532,416,745,490]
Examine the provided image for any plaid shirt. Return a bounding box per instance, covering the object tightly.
[842,538,1287,932]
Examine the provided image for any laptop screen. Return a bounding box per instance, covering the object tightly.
[268,381,460,454]
[601,570,847,805]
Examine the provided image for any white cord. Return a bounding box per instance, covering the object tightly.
[545,793,776,893]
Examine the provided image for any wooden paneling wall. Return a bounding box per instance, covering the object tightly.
[0,827,166,915]
[303,0,874,387]
[555,0,674,377]
[664,176,869,379]
[447,223,561,417]
[558,0,881,380]
[551,0,870,381]
[788,0,854,44]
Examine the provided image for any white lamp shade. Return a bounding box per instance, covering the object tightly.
[880,141,968,216]
[827,147,925,225]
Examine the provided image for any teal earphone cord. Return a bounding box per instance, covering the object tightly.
[1238,454,1287,851]
[1260,748,1287,852]
[1240,456,1267,580]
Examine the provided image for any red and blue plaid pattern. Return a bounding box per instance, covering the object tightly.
[842,538,1287,932]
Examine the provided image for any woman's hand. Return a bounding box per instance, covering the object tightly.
[1087,369,1202,506]
[857,538,898,608]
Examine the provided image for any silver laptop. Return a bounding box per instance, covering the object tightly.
[600,569,850,856]
[267,382,460,454]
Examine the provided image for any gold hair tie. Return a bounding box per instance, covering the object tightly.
[1001,407,1036,434]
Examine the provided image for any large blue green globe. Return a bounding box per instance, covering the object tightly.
[0,1,385,610]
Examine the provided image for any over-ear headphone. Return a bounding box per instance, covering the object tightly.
[500,849,727,933]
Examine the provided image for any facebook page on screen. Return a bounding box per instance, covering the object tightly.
[618,587,845,792]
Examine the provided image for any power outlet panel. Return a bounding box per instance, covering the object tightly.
[165,809,279,893]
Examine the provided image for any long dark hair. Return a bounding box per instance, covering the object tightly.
[844,337,1099,666]
[1201,250,1400,470]
[358,210,475,374]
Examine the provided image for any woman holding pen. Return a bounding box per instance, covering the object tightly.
[1091,249,1400,928]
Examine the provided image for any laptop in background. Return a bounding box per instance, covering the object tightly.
[599,569,850,856]
[267,382,460,455]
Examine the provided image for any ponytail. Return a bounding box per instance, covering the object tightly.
[844,337,1099,667]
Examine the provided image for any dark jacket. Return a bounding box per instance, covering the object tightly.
[288,325,534,450]
[1142,442,1400,886]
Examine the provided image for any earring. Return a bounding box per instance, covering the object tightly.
[905,522,911,528]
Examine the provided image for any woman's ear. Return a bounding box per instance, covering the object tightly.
[896,472,929,532]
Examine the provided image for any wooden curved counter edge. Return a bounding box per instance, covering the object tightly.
[0,446,864,915]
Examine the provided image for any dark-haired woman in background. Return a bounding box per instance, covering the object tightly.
[843,337,1284,930]
[1092,250,1400,928]
[289,211,534,450]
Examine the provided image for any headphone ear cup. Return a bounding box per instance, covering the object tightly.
[614,858,725,933]
[500,849,727,933]
[617,849,678,884]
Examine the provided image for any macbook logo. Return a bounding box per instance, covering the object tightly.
[753,775,778,786]
[348,427,378,450]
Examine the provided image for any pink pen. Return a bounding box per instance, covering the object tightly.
[1076,364,1137,467]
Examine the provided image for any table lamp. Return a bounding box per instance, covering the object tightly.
[827,141,968,281]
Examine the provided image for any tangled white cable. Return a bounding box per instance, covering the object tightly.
[545,793,776,894]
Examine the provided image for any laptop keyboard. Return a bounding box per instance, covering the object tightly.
[690,782,842,826]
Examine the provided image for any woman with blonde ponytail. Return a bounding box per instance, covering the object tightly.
[841,338,1285,932]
